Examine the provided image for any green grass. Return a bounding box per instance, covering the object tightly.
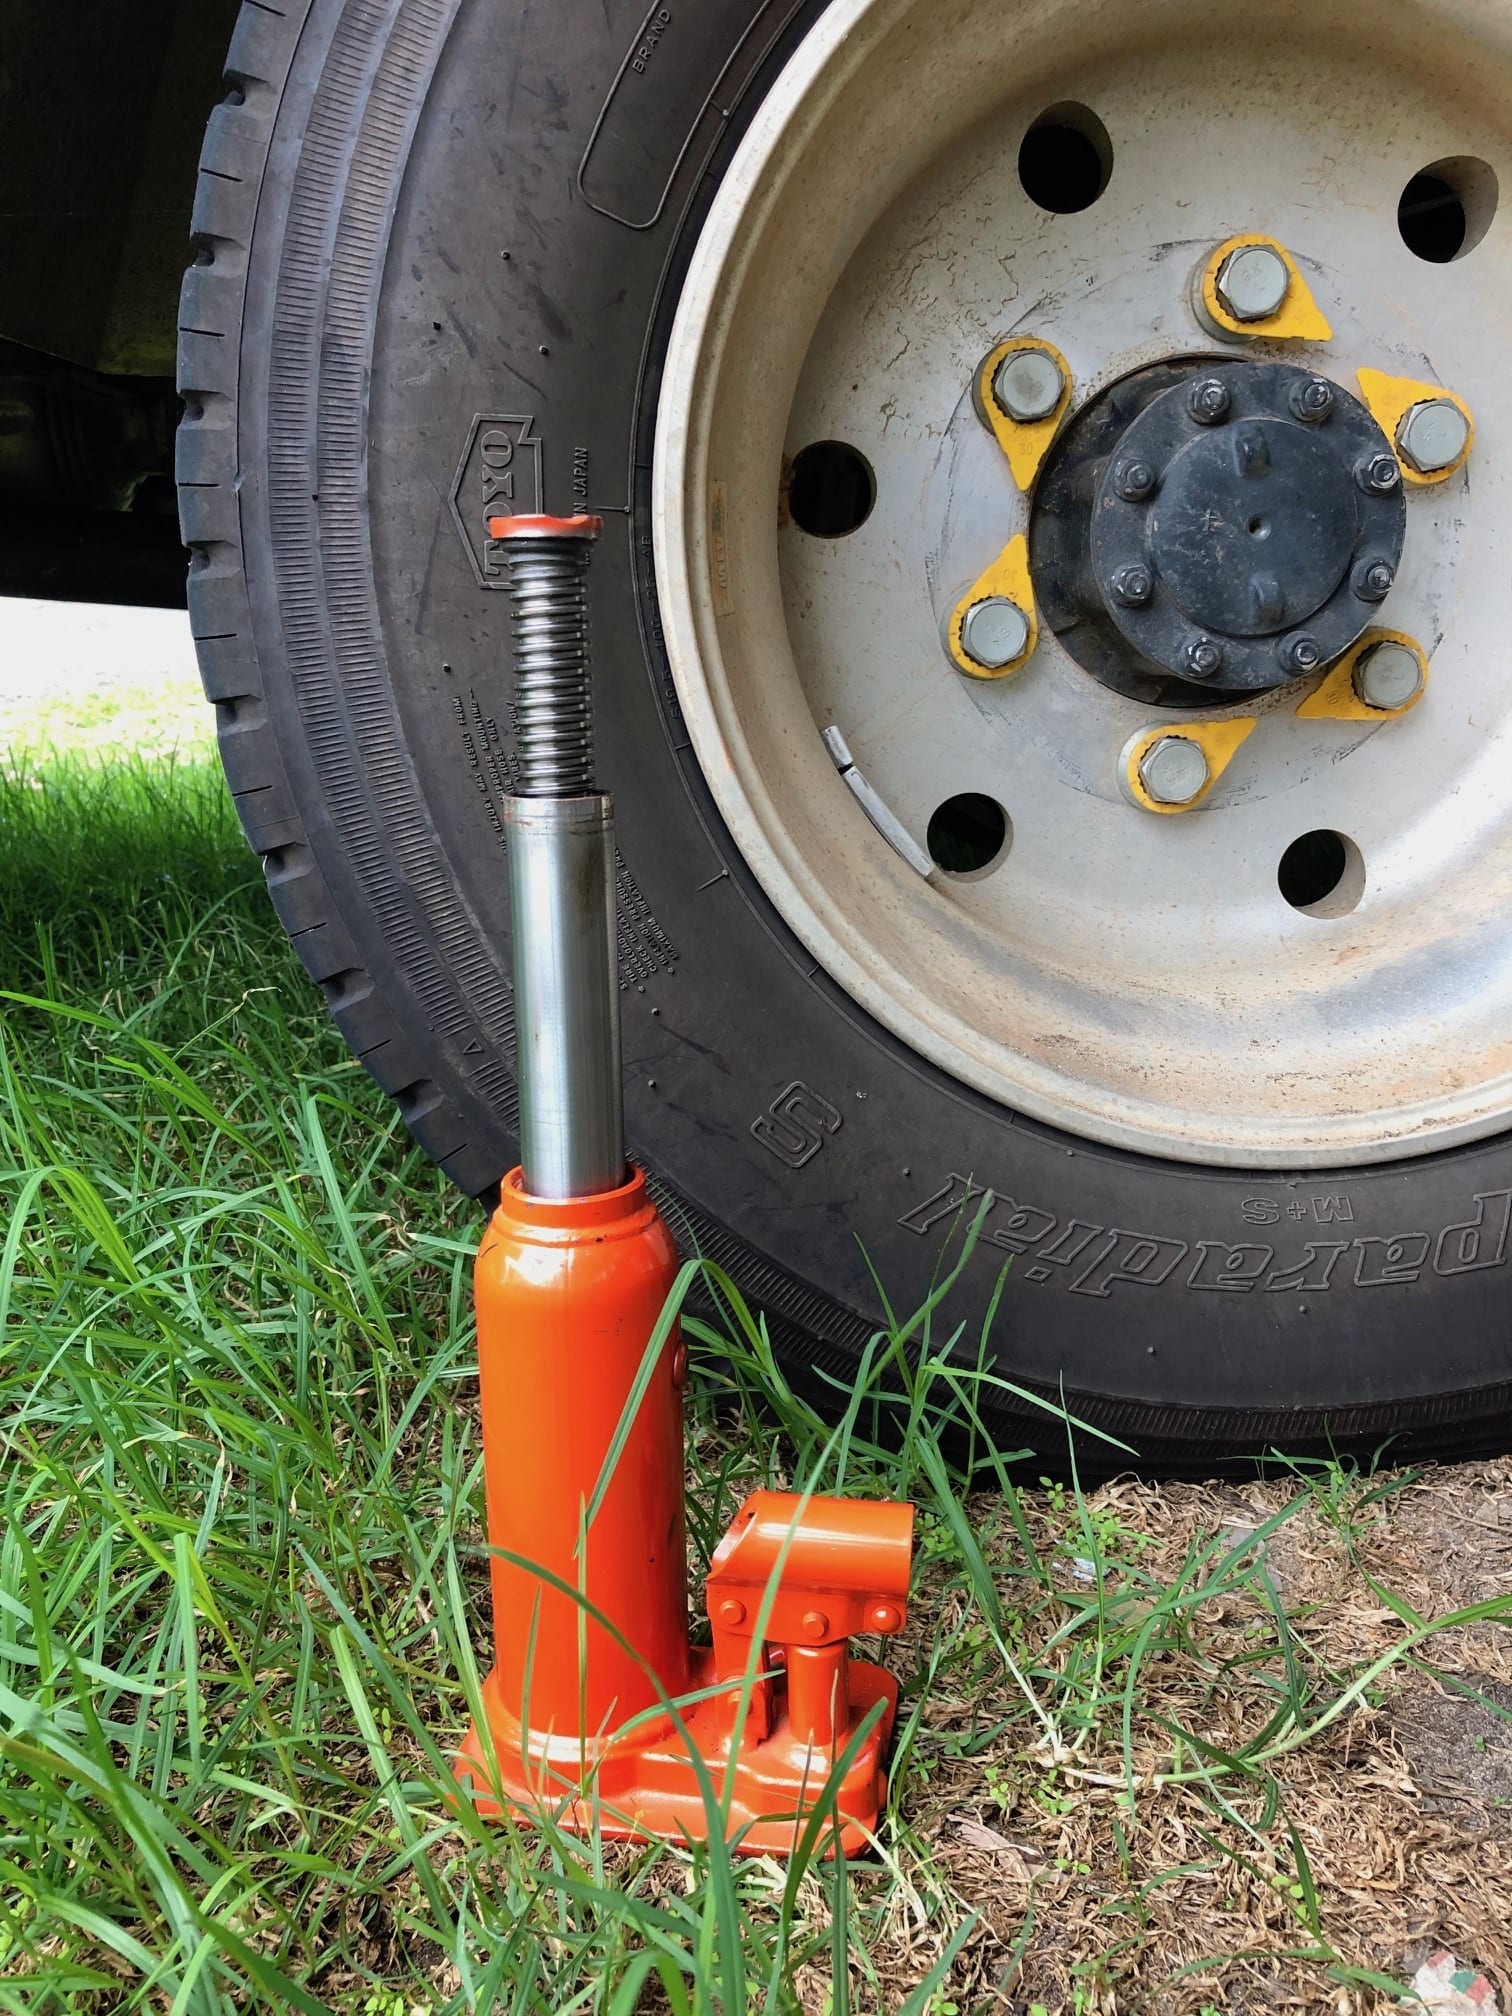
[0,753,971,2013]
[2,751,1509,2013]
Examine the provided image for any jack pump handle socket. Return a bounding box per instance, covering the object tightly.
[490,513,624,1202]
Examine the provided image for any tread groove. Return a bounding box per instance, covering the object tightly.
[178,0,506,1201]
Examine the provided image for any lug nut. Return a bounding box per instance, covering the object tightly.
[992,345,1067,423]
[1110,563,1154,608]
[1138,736,1210,807]
[1181,635,1224,680]
[1356,452,1403,496]
[1352,557,1396,603]
[1277,631,1324,675]
[1114,459,1158,502]
[1396,397,1471,476]
[1215,242,1291,323]
[1289,377,1335,423]
[1353,639,1424,711]
[1189,378,1232,425]
[959,595,1031,670]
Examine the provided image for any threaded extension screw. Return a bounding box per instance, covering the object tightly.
[489,514,603,797]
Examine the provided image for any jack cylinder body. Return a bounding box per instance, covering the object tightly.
[505,795,624,1201]
[475,1166,689,1746]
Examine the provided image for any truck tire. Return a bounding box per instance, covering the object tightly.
[177,0,1512,1468]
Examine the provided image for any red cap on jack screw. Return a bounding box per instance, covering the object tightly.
[487,512,603,538]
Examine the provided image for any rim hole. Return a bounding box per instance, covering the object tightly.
[1018,103,1113,215]
[1399,158,1498,263]
[787,441,875,537]
[927,794,1009,877]
[1278,829,1364,917]
[1247,515,1268,538]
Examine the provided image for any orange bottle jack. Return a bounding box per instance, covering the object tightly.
[454,513,914,1855]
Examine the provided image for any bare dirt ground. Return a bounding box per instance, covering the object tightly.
[879,1459,1512,2012]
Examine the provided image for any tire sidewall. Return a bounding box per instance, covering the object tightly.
[186,0,1512,1464]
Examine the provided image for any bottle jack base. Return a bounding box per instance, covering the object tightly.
[456,1650,900,1857]
[451,1167,913,1857]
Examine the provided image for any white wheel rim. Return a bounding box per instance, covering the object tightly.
[653,0,1512,1168]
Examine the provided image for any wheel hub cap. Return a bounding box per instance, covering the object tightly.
[1034,359,1407,701]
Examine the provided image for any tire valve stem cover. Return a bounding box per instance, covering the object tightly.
[454,515,914,1856]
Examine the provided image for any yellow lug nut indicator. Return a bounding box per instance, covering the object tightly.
[1122,717,1258,815]
[1357,369,1474,487]
[974,337,1073,491]
[1296,630,1429,721]
[946,534,1037,681]
[1195,234,1333,344]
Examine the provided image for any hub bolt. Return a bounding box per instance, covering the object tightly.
[1353,639,1424,711]
[1289,377,1335,423]
[1278,631,1324,675]
[1139,736,1210,807]
[1114,459,1158,502]
[992,345,1067,423]
[1182,635,1224,680]
[1352,557,1396,603]
[1356,452,1403,497]
[1111,563,1154,608]
[959,595,1031,670]
[1215,243,1291,323]
[1396,398,1471,475]
[1189,378,1231,425]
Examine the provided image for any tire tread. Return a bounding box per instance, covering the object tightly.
[175,0,482,1192]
